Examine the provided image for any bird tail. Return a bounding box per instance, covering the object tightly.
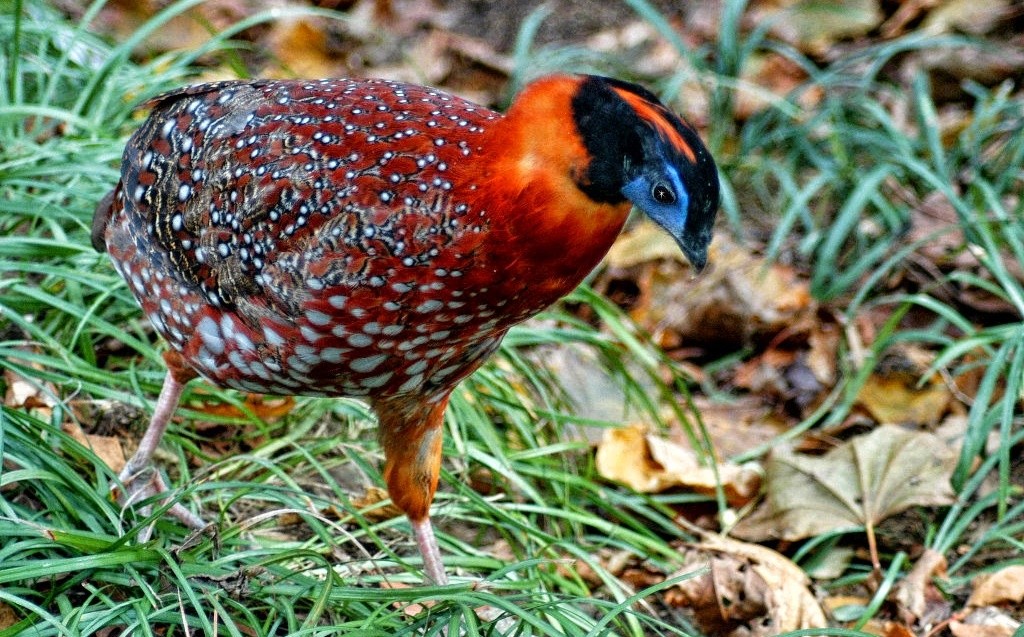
[91,185,119,253]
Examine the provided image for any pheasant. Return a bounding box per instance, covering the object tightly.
[92,74,720,584]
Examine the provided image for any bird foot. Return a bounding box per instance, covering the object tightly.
[114,461,206,538]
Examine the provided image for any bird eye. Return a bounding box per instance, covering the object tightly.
[651,182,676,204]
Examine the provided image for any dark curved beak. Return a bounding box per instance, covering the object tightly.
[677,234,710,274]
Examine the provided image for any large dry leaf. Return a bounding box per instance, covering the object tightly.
[968,565,1024,607]
[607,228,814,349]
[596,425,762,507]
[667,530,827,636]
[752,0,883,54]
[950,608,1021,637]
[733,426,956,541]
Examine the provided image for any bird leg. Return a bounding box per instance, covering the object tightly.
[376,396,450,584]
[115,351,205,531]
[411,516,447,586]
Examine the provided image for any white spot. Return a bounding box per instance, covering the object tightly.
[219,315,236,338]
[249,360,271,379]
[328,295,347,309]
[295,344,321,365]
[287,355,312,373]
[430,330,451,341]
[432,364,461,380]
[300,325,320,342]
[198,317,224,354]
[306,310,332,326]
[398,373,424,393]
[416,300,443,313]
[347,333,373,348]
[359,372,393,388]
[228,350,251,374]
[406,359,428,375]
[350,354,387,373]
[321,348,347,364]
[263,325,286,347]
[196,346,217,372]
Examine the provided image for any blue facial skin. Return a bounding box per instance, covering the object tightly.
[622,161,709,272]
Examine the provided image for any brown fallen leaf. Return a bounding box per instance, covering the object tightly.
[595,425,762,507]
[193,394,295,422]
[4,366,55,415]
[858,619,917,637]
[62,421,126,473]
[856,347,952,426]
[733,425,957,542]
[278,486,399,526]
[689,395,789,459]
[950,607,1021,637]
[734,51,822,120]
[666,529,827,636]
[749,0,883,54]
[263,17,346,79]
[967,565,1024,607]
[380,581,435,617]
[0,602,17,630]
[606,228,815,350]
[891,548,948,624]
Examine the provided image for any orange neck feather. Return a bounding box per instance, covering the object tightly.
[461,76,632,297]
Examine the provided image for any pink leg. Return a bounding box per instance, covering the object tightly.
[411,516,448,585]
[116,371,205,530]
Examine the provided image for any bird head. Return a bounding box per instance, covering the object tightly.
[570,76,720,272]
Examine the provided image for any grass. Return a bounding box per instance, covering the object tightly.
[1,0,1022,635]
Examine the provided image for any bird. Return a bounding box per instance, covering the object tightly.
[92,74,720,584]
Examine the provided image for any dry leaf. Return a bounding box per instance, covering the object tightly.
[753,0,883,54]
[62,421,126,473]
[857,373,951,426]
[4,367,55,415]
[667,531,827,636]
[950,607,1021,637]
[892,548,948,622]
[606,221,686,268]
[690,395,789,459]
[380,581,434,616]
[607,229,814,349]
[968,565,1024,607]
[733,425,957,541]
[194,394,295,421]
[0,602,17,630]
[921,0,1012,35]
[350,486,403,522]
[264,17,345,79]
[596,425,762,507]
[858,620,917,637]
[734,52,822,120]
